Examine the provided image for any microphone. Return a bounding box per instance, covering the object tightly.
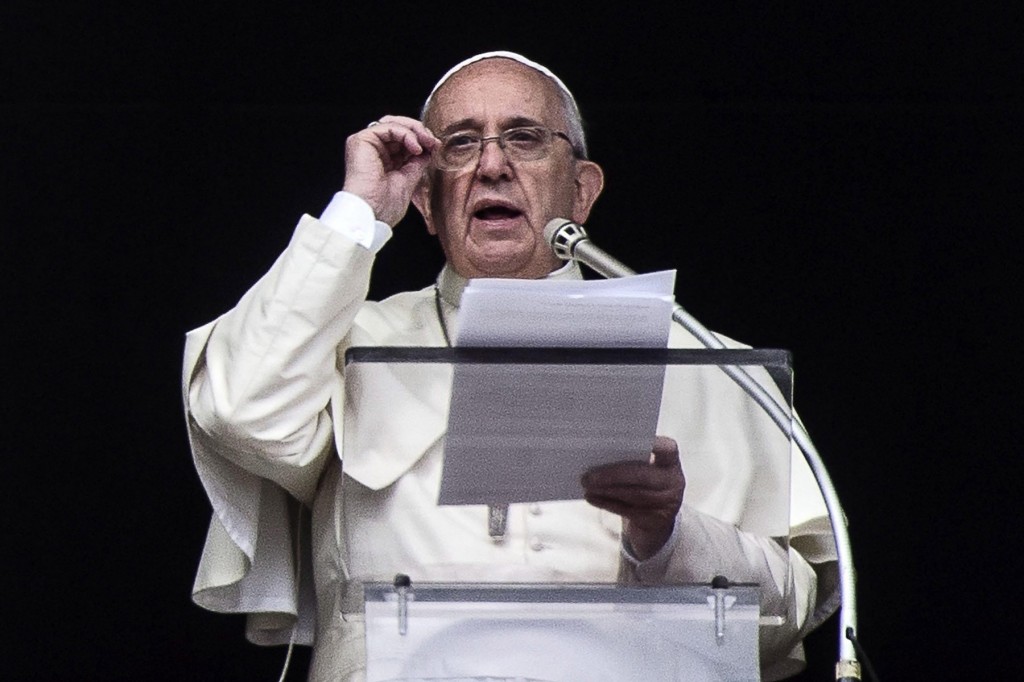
[543,219,637,279]
[544,216,866,680]
[544,217,722,351]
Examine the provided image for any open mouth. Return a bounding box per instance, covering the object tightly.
[474,206,523,221]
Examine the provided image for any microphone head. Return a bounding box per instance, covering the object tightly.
[543,218,575,245]
[544,218,588,261]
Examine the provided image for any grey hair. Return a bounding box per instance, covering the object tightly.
[420,62,589,160]
[551,86,589,160]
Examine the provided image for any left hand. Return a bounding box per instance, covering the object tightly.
[581,436,685,561]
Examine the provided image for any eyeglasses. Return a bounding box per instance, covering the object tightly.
[432,126,573,171]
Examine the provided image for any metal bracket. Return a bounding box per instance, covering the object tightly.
[706,576,736,646]
[488,503,509,539]
[393,574,412,636]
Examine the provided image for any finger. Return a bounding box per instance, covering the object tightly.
[585,477,679,499]
[393,152,433,186]
[582,460,673,490]
[352,121,430,161]
[368,124,430,156]
[377,115,441,150]
[582,494,636,518]
[650,435,681,468]
[586,469,683,502]
[377,114,427,128]
[584,488,681,513]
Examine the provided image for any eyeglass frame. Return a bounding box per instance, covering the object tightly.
[431,125,576,172]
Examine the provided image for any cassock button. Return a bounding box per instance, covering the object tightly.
[529,537,544,552]
[529,504,542,516]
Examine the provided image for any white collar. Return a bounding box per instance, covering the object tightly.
[435,260,583,308]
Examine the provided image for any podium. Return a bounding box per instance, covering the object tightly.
[342,347,796,681]
[363,581,761,681]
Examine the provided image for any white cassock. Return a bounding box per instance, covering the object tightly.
[182,196,838,681]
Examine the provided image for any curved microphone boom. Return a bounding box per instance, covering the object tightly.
[544,218,865,682]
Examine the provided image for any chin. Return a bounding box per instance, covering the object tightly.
[463,249,530,278]
[470,252,558,279]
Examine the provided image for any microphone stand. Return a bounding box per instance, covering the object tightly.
[546,219,863,681]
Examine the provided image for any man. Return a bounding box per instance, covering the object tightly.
[183,52,838,681]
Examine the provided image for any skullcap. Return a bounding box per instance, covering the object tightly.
[427,51,577,108]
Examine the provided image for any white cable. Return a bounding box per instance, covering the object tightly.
[276,504,303,682]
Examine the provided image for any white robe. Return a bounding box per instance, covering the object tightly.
[182,215,839,681]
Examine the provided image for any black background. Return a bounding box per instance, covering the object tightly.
[4,2,1021,680]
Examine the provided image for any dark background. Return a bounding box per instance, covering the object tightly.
[4,2,1021,679]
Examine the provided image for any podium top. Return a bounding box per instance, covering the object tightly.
[345,346,792,369]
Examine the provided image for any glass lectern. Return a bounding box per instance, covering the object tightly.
[342,347,796,682]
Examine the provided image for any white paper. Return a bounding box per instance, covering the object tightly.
[455,269,677,349]
[438,271,676,504]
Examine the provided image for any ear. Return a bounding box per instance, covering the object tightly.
[411,174,436,235]
[571,160,605,224]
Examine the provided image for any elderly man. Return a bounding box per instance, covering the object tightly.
[183,52,838,681]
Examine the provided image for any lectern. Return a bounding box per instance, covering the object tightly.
[342,347,796,682]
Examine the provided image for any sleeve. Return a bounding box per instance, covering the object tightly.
[182,200,385,645]
[620,340,840,680]
[619,503,833,680]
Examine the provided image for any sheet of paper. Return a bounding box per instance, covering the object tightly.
[454,269,677,349]
[438,270,676,505]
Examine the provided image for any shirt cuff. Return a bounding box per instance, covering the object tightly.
[318,191,393,253]
[620,515,680,579]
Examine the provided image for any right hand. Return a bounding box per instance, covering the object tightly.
[341,115,439,227]
[581,435,685,561]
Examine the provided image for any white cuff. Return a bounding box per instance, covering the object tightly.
[319,191,392,252]
[620,515,680,577]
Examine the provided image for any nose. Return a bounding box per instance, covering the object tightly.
[475,136,513,181]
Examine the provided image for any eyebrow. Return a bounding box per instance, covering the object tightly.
[438,116,546,136]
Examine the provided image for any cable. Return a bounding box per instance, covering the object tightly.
[847,627,880,682]
[276,503,304,682]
